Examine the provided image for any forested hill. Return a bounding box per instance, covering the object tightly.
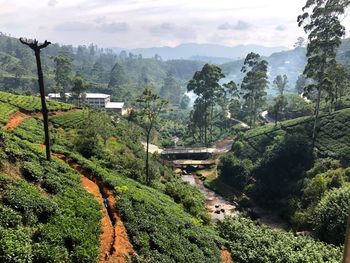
[221,38,350,92]
[2,33,350,102]
[0,34,204,104]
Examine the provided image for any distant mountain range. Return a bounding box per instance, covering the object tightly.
[111,43,289,61]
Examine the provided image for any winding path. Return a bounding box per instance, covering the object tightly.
[53,153,135,263]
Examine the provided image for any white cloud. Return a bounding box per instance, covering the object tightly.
[48,0,58,7]
[218,20,253,31]
[0,0,349,48]
[275,25,286,31]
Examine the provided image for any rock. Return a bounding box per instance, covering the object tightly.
[215,204,220,208]
[174,168,182,174]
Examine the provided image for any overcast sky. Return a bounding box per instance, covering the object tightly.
[1,0,350,49]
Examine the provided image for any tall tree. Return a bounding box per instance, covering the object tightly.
[298,0,349,145]
[272,75,288,122]
[240,52,269,127]
[54,54,72,102]
[180,95,190,110]
[294,37,307,48]
[138,66,149,88]
[71,74,88,106]
[19,38,51,160]
[160,71,182,105]
[187,64,225,145]
[326,63,350,111]
[108,62,126,89]
[137,88,168,185]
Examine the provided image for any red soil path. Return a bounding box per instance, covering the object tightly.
[3,109,77,131]
[53,153,135,263]
[3,111,29,130]
[221,246,234,263]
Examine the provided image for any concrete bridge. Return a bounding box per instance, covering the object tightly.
[161,147,217,160]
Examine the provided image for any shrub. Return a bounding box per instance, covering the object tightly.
[312,186,350,244]
[254,134,314,201]
[218,153,253,191]
[0,204,22,228]
[217,217,341,263]
[0,227,33,263]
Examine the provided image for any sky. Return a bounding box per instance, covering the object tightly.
[1,0,350,49]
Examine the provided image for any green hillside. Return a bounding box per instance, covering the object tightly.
[215,107,350,248]
[0,91,345,262]
[0,92,224,262]
[242,108,350,162]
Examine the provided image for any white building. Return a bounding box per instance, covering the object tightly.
[48,93,125,114]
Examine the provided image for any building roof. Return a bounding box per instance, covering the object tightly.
[85,93,110,99]
[48,93,110,99]
[105,102,124,109]
[48,93,62,98]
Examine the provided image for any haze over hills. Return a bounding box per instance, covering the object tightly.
[111,43,289,61]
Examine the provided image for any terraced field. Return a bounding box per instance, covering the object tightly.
[0,91,74,112]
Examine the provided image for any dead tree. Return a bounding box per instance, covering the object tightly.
[19,38,51,161]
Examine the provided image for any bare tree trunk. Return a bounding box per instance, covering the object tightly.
[204,104,208,146]
[312,88,321,148]
[145,124,153,185]
[20,39,51,161]
[34,51,51,161]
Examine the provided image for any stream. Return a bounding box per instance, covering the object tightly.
[182,174,238,220]
[182,173,289,230]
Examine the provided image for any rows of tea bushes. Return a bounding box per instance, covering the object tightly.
[217,217,342,263]
[54,148,223,263]
[13,117,45,144]
[0,131,101,262]
[241,108,350,161]
[0,91,73,112]
[0,102,17,125]
[50,110,85,128]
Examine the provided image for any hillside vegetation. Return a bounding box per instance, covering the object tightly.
[0,91,345,262]
[0,92,225,262]
[216,107,350,247]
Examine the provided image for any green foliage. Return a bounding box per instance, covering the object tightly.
[0,91,73,112]
[59,152,222,262]
[0,131,101,262]
[49,110,85,128]
[217,217,342,263]
[163,178,208,221]
[0,227,33,263]
[187,63,227,145]
[241,52,269,127]
[218,153,253,191]
[73,110,114,157]
[254,134,314,201]
[0,102,17,125]
[0,204,22,228]
[160,71,182,105]
[53,54,72,101]
[312,186,350,244]
[13,117,45,144]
